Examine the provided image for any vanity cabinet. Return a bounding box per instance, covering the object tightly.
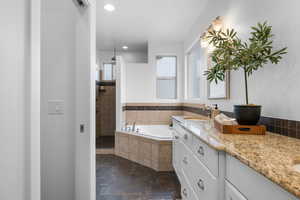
[172,117,300,200]
[172,119,225,200]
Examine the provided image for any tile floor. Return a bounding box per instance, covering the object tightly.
[96,155,181,200]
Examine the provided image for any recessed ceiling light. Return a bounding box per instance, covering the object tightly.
[122,46,128,50]
[104,4,115,12]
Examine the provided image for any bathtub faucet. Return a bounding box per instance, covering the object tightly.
[132,122,136,132]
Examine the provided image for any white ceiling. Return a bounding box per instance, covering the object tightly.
[96,0,204,51]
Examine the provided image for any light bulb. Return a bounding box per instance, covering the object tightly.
[104,4,115,12]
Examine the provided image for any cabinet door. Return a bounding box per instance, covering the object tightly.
[173,130,185,182]
[172,131,178,170]
[225,181,247,200]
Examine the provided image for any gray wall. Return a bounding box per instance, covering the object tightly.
[184,0,300,121]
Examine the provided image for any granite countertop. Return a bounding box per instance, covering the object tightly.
[172,116,300,198]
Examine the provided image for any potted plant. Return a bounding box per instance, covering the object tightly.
[204,22,287,125]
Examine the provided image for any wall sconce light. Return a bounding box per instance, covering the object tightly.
[200,16,224,49]
[104,0,118,12]
[212,16,223,32]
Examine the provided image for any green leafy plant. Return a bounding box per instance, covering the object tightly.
[204,22,287,104]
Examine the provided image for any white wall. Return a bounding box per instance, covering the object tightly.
[0,1,29,199]
[184,0,300,120]
[97,50,148,65]
[125,62,153,102]
[41,0,77,200]
[125,41,184,103]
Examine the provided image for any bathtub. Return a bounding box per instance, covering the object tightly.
[115,125,174,171]
[124,125,173,140]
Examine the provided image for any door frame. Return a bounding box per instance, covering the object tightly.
[74,0,96,200]
[28,0,41,199]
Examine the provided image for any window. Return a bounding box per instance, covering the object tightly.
[187,42,201,99]
[156,56,177,99]
[103,63,115,80]
[95,70,100,81]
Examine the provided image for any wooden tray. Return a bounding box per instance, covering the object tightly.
[214,120,266,135]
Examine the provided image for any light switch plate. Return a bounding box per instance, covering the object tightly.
[48,100,64,115]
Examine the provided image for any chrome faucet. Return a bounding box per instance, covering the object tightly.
[123,122,136,132]
[132,122,136,132]
[203,104,219,119]
[123,122,129,131]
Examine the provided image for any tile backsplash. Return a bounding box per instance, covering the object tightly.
[123,103,300,139]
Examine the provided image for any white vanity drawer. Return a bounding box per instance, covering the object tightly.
[181,170,198,200]
[173,121,193,147]
[181,128,192,148]
[180,146,191,178]
[180,145,219,200]
[172,120,182,133]
[192,134,219,177]
[190,150,219,200]
[225,181,247,200]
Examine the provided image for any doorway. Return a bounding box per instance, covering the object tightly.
[96,80,116,151]
[95,50,118,153]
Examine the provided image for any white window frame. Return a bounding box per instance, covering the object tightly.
[156,55,178,100]
[102,62,114,81]
[185,39,202,101]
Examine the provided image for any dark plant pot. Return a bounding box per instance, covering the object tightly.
[234,105,262,125]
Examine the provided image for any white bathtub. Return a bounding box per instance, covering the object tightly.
[116,124,174,171]
[124,125,173,141]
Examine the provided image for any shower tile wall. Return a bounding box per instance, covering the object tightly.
[96,85,116,138]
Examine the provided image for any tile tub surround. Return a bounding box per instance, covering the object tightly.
[115,131,173,172]
[173,116,300,198]
[123,103,300,139]
[125,110,183,125]
[124,103,192,125]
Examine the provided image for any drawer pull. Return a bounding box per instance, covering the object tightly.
[197,179,205,191]
[183,157,188,165]
[182,188,188,197]
[197,146,204,156]
[184,134,188,140]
